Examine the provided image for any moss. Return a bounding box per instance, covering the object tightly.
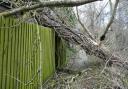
[55,34,67,69]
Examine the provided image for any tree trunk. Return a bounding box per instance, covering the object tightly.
[35,8,128,69]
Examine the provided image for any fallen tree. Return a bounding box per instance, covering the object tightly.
[0,0,127,69]
[35,8,128,69]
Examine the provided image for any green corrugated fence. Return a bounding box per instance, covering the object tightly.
[55,35,67,69]
[0,17,56,89]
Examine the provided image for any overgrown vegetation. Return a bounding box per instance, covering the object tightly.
[0,0,128,89]
[43,65,128,89]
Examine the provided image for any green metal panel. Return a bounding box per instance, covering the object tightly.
[0,17,56,89]
[55,35,67,69]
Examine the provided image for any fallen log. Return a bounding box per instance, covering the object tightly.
[35,8,128,69]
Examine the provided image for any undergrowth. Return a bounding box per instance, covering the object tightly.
[43,65,128,89]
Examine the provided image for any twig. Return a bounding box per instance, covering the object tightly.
[3,69,41,85]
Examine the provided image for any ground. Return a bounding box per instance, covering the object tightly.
[43,47,128,89]
[43,64,128,89]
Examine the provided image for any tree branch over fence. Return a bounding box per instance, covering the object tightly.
[0,0,102,16]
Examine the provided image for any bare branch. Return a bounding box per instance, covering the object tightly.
[100,0,119,41]
[0,0,102,16]
[76,7,95,40]
[95,1,109,21]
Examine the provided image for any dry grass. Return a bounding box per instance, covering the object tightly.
[43,65,128,89]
